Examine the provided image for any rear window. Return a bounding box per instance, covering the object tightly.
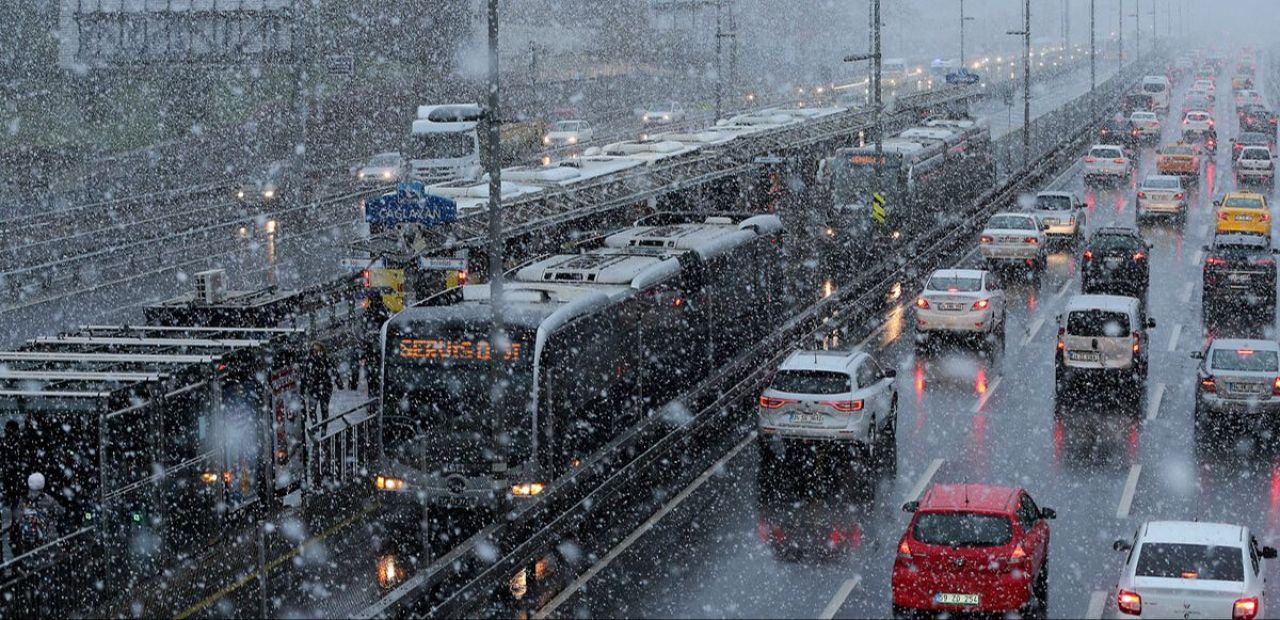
[1186,113,1210,121]
[1067,310,1130,337]
[1162,146,1194,156]
[1035,195,1072,211]
[1224,196,1266,209]
[1135,543,1244,582]
[1142,83,1166,93]
[1143,177,1181,190]
[1090,147,1123,159]
[987,215,1036,230]
[1242,149,1271,161]
[1089,232,1143,251]
[1132,112,1157,121]
[1211,349,1280,372]
[927,275,982,292]
[913,512,1013,547]
[1239,133,1268,144]
[770,369,851,395]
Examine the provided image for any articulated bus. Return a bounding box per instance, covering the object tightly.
[375,214,786,511]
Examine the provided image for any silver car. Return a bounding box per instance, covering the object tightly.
[1135,174,1188,221]
[1194,339,1280,444]
[757,350,898,468]
[1028,191,1086,243]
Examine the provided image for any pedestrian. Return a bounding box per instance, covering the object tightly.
[362,295,390,396]
[12,473,65,558]
[302,342,337,420]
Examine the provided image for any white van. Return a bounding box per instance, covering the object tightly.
[1141,76,1171,112]
[1055,294,1156,395]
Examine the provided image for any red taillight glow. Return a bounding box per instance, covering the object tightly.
[1083,249,1094,261]
[1175,192,1185,199]
[1085,156,1097,163]
[759,396,793,409]
[824,400,864,413]
[1201,376,1217,392]
[897,540,911,558]
[1219,212,1231,221]
[980,235,994,244]
[1118,590,1142,616]
[1206,256,1227,266]
[1132,332,1141,354]
[1056,327,1065,351]
[1137,191,1148,199]
[915,297,930,309]
[1023,237,1039,244]
[972,299,990,311]
[1273,377,1280,397]
[1113,158,1127,164]
[1133,251,1146,261]
[1234,596,1259,620]
[1262,213,1272,222]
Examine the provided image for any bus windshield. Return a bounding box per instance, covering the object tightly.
[409,130,476,160]
[831,153,902,204]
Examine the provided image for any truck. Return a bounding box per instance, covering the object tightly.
[407,103,546,183]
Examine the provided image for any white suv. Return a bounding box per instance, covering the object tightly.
[1109,521,1275,620]
[757,350,898,471]
[1055,294,1156,396]
[1235,145,1275,186]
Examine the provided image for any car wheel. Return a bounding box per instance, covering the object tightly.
[1194,408,1216,460]
[879,397,899,473]
[1054,364,1069,397]
[891,604,914,620]
[1028,563,1050,620]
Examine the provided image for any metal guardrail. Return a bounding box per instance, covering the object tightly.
[358,59,1156,620]
[306,398,378,493]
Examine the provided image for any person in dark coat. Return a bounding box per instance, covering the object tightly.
[362,295,391,396]
[302,342,338,420]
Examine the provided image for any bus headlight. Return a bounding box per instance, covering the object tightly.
[263,189,276,199]
[511,482,545,496]
[376,475,406,491]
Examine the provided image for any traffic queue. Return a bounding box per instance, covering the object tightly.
[754,47,1278,619]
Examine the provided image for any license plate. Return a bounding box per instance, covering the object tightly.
[940,302,965,311]
[935,593,980,606]
[1235,214,1255,221]
[790,413,824,425]
[1229,273,1251,282]
[1068,351,1101,361]
[1105,258,1122,268]
[1041,218,1059,225]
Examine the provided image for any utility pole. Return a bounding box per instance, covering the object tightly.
[714,0,722,120]
[291,0,313,211]
[1090,0,1096,118]
[844,0,881,232]
[1118,0,1123,72]
[960,0,974,69]
[1007,0,1030,166]
[484,0,507,488]
[1132,5,1140,61]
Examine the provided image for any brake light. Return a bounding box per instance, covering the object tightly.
[1201,376,1216,393]
[1085,156,1097,163]
[759,396,793,409]
[1056,327,1065,351]
[1132,331,1141,354]
[971,299,990,311]
[1206,256,1227,266]
[1010,543,1028,562]
[1083,249,1094,261]
[1175,192,1185,199]
[1255,257,1275,267]
[980,235,994,244]
[823,400,864,412]
[915,297,930,309]
[1219,212,1230,221]
[1133,251,1146,261]
[1263,213,1272,222]
[1137,191,1147,199]
[1274,376,1280,397]
[1234,596,1259,620]
[1118,590,1142,616]
[1113,158,1127,164]
[1023,237,1039,244]
[897,540,911,559]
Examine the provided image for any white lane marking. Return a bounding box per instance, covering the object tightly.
[1146,383,1166,421]
[1022,317,1045,346]
[1181,281,1194,304]
[1191,249,1204,265]
[534,433,755,618]
[1054,279,1072,299]
[1167,323,1183,352]
[819,576,862,620]
[1116,464,1142,519]
[971,375,1003,414]
[1086,590,1108,619]
[905,458,945,504]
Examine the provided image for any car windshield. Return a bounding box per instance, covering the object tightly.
[1186,113,1210,122]
[1162,146,1194,156]
[1141,83,1165,93]
[1143,177,1181,190]
[912,512,1013,547]
[987,215,1036,230]
[926,275,982,292]
[1212,349,1280,372]
[1225,196,1266,209]
[553,121,584,131]
[770,369,850,395]
[1135,543,1244,582]
[369,153,399,166]
[1090,148,1123,159]
[1242,149,1271,161]
[1035,195,1072,211]
[1067,310,1130,337]
[1132,113,1156,121]
[1239,133,1268,145]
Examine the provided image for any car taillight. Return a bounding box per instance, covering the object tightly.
[971,299,990,311]
[1254,257,1275,267]
[1117,590,1142,616]
[1234,596,1259,620]
[1262,213,1272,222]
[1137,191,1147,199]
[1113,158,1127,164]
[1175,192,1185,199]
[1132,332,1141,354]
[759,396,793,409]
[823,400,864,413]
[897,540,911,559]
[1085,156,1097,163]
[1200,376,1216,392]
[915,297,930,309]
[1083,249,1094,261]
[1056,327,1065,351]
[1218,212,1230,221]
[1023,236,1039,244]
[980,235,994,244]
[1133,251,1146,261]
[1206,256,1227,266]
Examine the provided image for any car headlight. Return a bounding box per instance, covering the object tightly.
[662,115,670,121]
[382,171,392,179]
[543,136,551,145]
[375,475,406,491]
[643,114,651,121]
[263,189,275,199]
[568,136,577,144]
[236,190,245,199]
[358,172,366,179]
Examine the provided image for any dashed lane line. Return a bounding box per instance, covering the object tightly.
[819,576,862,620]
[1086,590,1108,619]
[905,459,945,505]
[1181,281,1193,304]
[1054,279,1072,299]
[1117,464,1142,519]
[1021,317,1045,347]
[971,375,1003,414]
[535,433,756,619]
[1146,383,1166,421]
[1167,323,1182,352]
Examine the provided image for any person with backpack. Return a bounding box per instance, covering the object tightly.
[301,342,338,421]
[13,472,65,558]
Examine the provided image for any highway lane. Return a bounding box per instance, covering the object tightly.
[547,62,1278,619]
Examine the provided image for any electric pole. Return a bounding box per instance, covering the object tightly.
[484,0,507,488]
[1090,0,1096,118]
[1007,0,1031,166]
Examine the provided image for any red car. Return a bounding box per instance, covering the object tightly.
[892,484,1056,618]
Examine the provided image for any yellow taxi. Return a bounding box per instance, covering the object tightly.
[1214,191,1271,237]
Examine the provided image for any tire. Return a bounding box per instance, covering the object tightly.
[1026,563,1050,620]
[879,398,899,474]
[1194,409,1215,460]
[891,605,914,620]
[1054,364,1069,398]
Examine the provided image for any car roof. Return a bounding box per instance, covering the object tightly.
[1142,174,1181,184]
[1036,191,1074,199]
[988,211,1036,221]
[1140,521,1246,547]
[1092,225,1141,237]
[1090,144,1125,150]
[1240,145,1271,154]
[1208,338,1280,353]
[779,349,863,374]
[919,483,1020,513]
[929,268,986,280]
[1065,294,1139,315]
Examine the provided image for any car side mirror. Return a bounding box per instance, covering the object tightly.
[1203,245,1212,253]
[1264,546,1278,560]
[1114,539,1132,552]
[1147,317,1157,328]
[1213,200,1222,206]
[902,501,919,513]
[1040,507,1057,520]
[1190,351,1205,360]
[883,370,898,381]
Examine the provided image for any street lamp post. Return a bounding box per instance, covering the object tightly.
[1090,0,1096,117]
[960,0,975,68]
[484,0,507,488]
[1130,9,1139,60]
[1118,0,1123,72]
[1007,0,1031,166]
[845,0,881,230]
